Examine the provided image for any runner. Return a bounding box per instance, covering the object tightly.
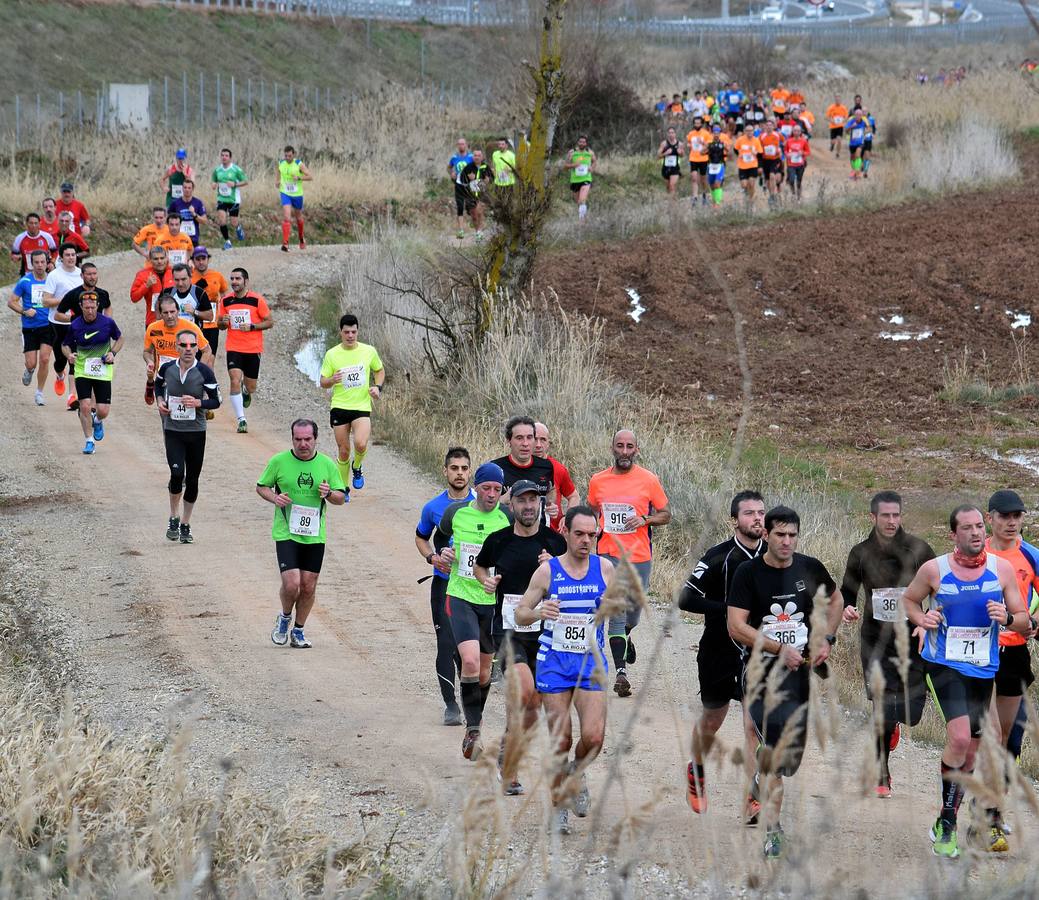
[61,293,123,455]
[826,95,848,157]
[902,505,1028,859]
[784,126,811,201]
[211,147,248,250]
[130,245,175,334]
[564,135,596,223]
[144,295,214,383]
[658,126,684,196]
[839,491,936,798]
[491,138,516,189]
[8,249,52,406]
[448,138,473,239]
[41,243,83,410]
[167,180,209,249]
[163,148,195,208]
[705,125,729,207]
[686,115,712,207]
[723,82,745,123]
[861,110,877,178]
[155,326,220,545]
[435,462,511,761]
[533,421,580,532]
[758,120,785,207]
[586,429,671,697]
[415,447,475,726]
[169,262,215,339]
[56,261,111,323]
[679,491,766,819]
[461,149,490,241]
[727,505,844,859]
[54,213,90,265]
[190,247,228,360]
[845,110,869,180]
[256,419,347,649]
[277,145,312,252]
[732,128,763,205]
[492,416,556,513]
[39,198,60,240]
[55,182,91,237]
[132,208,170,258]
[10,213,56,277]
[156,213,195,268]
[318,313,385,490]
[218,267,273,434]
[770,83,790,120]
[475,480,567,794]
[513,506,615,835]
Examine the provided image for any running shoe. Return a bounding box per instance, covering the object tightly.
[22,368,32,386]
[462,727,482,760]
[613,670,631,698]
[235,224,245,241]
[289,627,312,649]
[82,439,95,455]
[271,613,290,646]
[299,240,306,250]
[504,779,525,796]
[351,467,365,490]
[281,244,289,253]
[67,394,79,411]
[930,818,960,859]
[242,388,251,409]
[223,240,233,251]
[475,230,484,243]
[889,723,901,751]
[92,414,104,442]
[145,380,155,406]
[763,825,785,860]
[166,517,181,541]
[443,704,463,727]
[687,762,707,814]
[875,775,892,799]
[237,418,248,434]
[34,390,45,406]
[969,823,1009,853]
[179,523,193,545]
[205,410,215,421]
[54,373,66,396]
[553,808,573,835]
[572,770,590,817]
[626,638,636,665]
[744,795,762,827]
[456,230,465,240]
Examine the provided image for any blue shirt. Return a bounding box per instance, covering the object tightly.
[846,117,868,146]
[449,153,473,185]
[168,198,207,246]
[417,488,475,579]
[725,90,745,113]
[13,274,50,329]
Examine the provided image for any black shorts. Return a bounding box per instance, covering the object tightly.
[787,166,805,184]
[738,168,759,180]
[995,643,1035,696]
[861,636,929,727]
[201,327,219,356]
[453,183,467,216]
[862,139,873,153]
[501,631,540,677]
[829,126,844,140]
[689,160,708,176]
[447,596,495,655]
[698,644,743,709]
[216,202,241,216]
[226,350,261,380]
[49,322,69,351]
[761,158,782,176]
[74,377,112,405]
[22,326,53,353]
[745,663,809,777]
[925,663,993,738]
[330,408,371,428]
[570,181,590,193]
[661,165,682,179]
[276,539,325,574]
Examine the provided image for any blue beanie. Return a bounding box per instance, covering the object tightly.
[474,462,505,486]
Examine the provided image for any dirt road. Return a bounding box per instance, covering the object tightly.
[2,245,1035,896]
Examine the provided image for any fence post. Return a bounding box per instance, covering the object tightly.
[420,38,425,84]
[199,71,204,125]
[231,75,236,119]
[59,91,65,137]
[274,82,279,116]
[164,76,169,127]
[248,78,253,123]
[289,83,293,109]
[78,90,83,128]
[15,94,19,148]
[216,72,222,121]
[260,79,265,118]
[183,71,188,128]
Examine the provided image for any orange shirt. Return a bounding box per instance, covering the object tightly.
[156,232,194,267]
[733,135,763,169]
[770,88,789,113]
[826,104,848,128]
[222,291,270,354]
[986,538,1039,647]
[586,464,669,563]
[686,128,712,163]
[192,268,229,327]
[760,132,784,159]
[130,265,175,325]
[133,223,170,250]
[144,318,210,361]
[800,109,816,128]
[787,91,805,107]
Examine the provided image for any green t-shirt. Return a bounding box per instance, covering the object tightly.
[212,163,247,205]
[257,450,345,544]
[570,149,593,184]
[437,500,511,606]
[319,342,384,412]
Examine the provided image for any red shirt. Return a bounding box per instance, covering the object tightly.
[11,231,57,275]
[39,217,60,239]
[54,230,90,255]
[130,265,175,326]
[547,456,576,531]
[55,198,90,229]
[785,138,811,167]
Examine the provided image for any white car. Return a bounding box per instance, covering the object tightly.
[761,5,784,21]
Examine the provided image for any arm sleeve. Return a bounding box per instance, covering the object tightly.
[812,558,838,596]
[839,544,863,608]
[319,349,335,378]
[437,501,462,540]
[727,564,753,611]
[649,474,669,509]
[370,348,384,373]
[130,270,148,303]
[558,464,576,499]
[475,532,499,569]
[198,364,220,410]
[416,500,436,539]
[325,457,346,492]
[154,360,169,395]
[257,457,279,488]
[678,553,726,615]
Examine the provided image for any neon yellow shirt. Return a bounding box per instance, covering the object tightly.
[320,342,384,412]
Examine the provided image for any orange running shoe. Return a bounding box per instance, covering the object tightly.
[889,723,901,751]
[744,795,761,827]
[876,776,892,799]
[687,762,707,814]
[54,373,66,396]
[66,393,79,411]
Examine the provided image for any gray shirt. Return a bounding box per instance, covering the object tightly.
[155,359,220,432]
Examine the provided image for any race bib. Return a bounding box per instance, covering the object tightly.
[228,309,251,330]
[851,128,864,140]
[664,155,678,167]
[871,588,906,623]
[171,184,184,199]
[456,541,480,579]
[84,356,107,378]
[30,284,46,308]
[181,220,196,237]
[503,593,540,633]
[338,364,366,388]
[764,145,779,158]
[602,502,636,535]
[708,163,722,175]
[741,152,755,163]
[551,613,593,653]
[692,138,704,152]
[168,397,196,421]
[218,183,233,197]
[754,111,764,121]
[761,619,808,655]
[833,116,845,125]
[284,182,298,193]
[168,250,187,266]
[781,125,792,137]
[289,503,321,537]
[945,626,991,666]
[575,164,589,177]
[789,152,803,164]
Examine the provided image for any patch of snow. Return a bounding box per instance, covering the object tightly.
[294,332,327,384]
[1006,310,1032,330]
[626,287,646,324]
[763,308,777,317]
[878,330,932,342]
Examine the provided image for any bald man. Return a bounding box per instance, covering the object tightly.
[533,421,580,531]
[586,429,671,696]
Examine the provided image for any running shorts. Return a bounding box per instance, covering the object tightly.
[22,325,53,353]
[745,663,809,776]
[463,193,479,213]
[569,182,590,193]
[761,159,782,176]
[600,555,649,636]
[689,161,708,176]
[738,168,759,181]
[330,408,371,428]
[226,350,261,380]
[216,202,241,216]
[995,643,1035,696]
[279,193,304,210]
[276,539,325,574]
[707,166,725,186]
[201,327,219,356]
[501,631,540,677]
[535,642,608,694]
[698,643,743,709]
[74,376,112,405]
[925,663,993,738]
[661,164,682,180]
[447,595,495,655]
[862,138,873,151]
[453,183,468,216]
[830,126,844,140]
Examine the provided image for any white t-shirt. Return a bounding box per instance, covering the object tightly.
[43,265,83,324]
[690,100,708,118]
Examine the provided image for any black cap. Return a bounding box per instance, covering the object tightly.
[510,480,540,497]
[988,490,1026,514]
[60,181,74,191]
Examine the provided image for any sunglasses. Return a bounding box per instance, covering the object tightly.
[177,342,198,348]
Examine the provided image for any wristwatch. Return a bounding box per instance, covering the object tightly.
[426,552,435,564]
[1005,611,1015,628]
[825,634,837,646]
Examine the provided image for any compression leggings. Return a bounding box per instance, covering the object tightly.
[164,430,206,503]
